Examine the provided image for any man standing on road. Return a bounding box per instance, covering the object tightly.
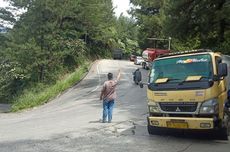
[100,70,121,123]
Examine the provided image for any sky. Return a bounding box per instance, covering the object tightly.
[0,0,131,17]
[0,0,8,7]
[112,0,131,17]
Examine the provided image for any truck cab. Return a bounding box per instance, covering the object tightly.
[141,49,230,139]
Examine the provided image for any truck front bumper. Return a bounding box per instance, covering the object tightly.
[148,116,214,129]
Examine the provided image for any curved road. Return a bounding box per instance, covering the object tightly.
[0,59,229,152]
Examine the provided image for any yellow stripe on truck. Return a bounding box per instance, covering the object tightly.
[149,117,214,129]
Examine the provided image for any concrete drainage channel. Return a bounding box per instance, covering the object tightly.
[0,104,11,113]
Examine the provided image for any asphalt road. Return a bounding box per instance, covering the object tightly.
[0,59,229,152]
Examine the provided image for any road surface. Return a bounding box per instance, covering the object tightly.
[0,59,229,152]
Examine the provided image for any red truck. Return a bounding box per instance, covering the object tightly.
[142,48,170,69]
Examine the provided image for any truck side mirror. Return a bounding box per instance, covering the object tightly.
[134,70,142,84]
[218,63,228,77]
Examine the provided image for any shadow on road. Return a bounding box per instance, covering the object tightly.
[121,123,229,141]
[89,120,102,123]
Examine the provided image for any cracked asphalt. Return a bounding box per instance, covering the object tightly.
[0,59,229,152]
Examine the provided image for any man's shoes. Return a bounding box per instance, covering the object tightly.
[101,119,112,123]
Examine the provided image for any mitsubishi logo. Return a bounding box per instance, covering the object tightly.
[176,107,181,112]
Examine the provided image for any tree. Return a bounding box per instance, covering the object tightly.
[0,0,117,103]
[164,0,230,50]
[115,15,139,54]
[130,0,166,49]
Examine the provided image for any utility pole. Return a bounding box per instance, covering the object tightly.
[168,37,171,50]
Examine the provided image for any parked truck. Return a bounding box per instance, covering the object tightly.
[141,37,171,70]
[142,48,170,69]
[113,49,123,60]
[138,49,230,139]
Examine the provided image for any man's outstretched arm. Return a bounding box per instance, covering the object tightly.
[116,69,121,81]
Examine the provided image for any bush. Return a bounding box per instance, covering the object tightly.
[11,62,90,112]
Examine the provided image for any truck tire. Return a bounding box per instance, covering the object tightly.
[141,63,144,69]
[220,128,229,140]
[142,62,146,69]
[216,127,229,140]
[148,124,158,135]
[216,112,230,140]
[222,112,230,140]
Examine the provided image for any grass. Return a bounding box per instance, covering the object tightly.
[11,62,90,112]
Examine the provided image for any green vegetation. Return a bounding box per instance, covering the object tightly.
[11,62,89,112]
[115,16,140,55]
[130,0,230,52]
[0,0,139,110]
[2,0,229,110]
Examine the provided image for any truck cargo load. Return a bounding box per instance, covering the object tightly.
[142,48,170,69]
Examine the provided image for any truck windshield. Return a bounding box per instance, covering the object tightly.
[150,54,213,83]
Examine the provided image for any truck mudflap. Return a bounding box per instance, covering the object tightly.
[148,117,214,129]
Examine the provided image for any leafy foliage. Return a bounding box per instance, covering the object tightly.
[165,0,230,49]
[0,0,124,103]
[11,63,89,111]
[131,0,230,52]
[130,0,166,49]
[115,15,139,55]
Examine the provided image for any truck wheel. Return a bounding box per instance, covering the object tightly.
[217,127,228,140]
[216,112,230,140]
[147,124,164,135]
[142,63,145,69]
[148,124,157,135]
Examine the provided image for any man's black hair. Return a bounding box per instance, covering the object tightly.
[108,73,113,80]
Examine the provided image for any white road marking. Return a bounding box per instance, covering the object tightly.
[90,62,101,92]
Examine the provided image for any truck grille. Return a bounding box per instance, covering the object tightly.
[159,102,198,112]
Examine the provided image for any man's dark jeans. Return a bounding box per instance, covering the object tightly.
[102,99,115,123]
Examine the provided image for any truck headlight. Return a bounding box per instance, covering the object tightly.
[199,99,218,114]
[148,102,160,113]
